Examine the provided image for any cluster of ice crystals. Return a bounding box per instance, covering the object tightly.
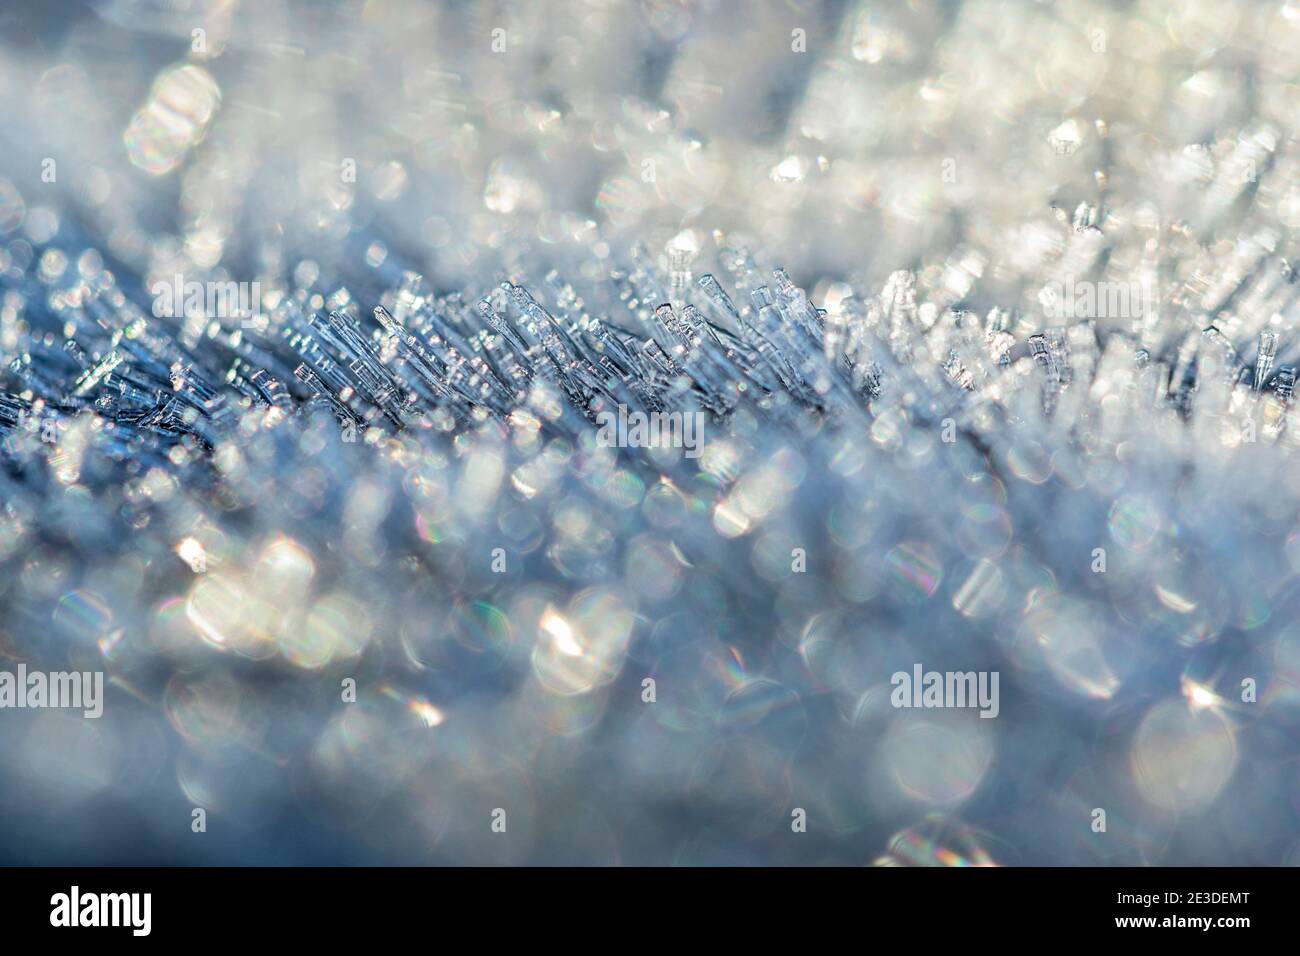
[0,0,1297,865]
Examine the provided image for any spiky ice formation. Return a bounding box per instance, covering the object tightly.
[0,0,1298,865]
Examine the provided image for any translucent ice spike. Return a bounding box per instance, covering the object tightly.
[478,298,535,369]
[984,309,1015,367]
[736,313,803,398]
[1027,330,1070,416]
[1276,365,1296,405]
[1255,330,1278,394]
[652,302,693,355]
[749,292,813,388]
[1188,325,1240,419]
[702,280,780,395]
[1045,328,1071,388]
[293,363,363,428]
[822,303,847,368]
[771,269,824,348]
[589,323,648,380]
[375,305,467,408]
[72,350,125,397]
[669,305,746,414]
[506,283,575,367]
[241,364,293,409]
[309,313,411,426]
[638,337,680,380]
[697,274,743,330]
[0,392,30,429]
[100,375,160,413]
[881,271,919,326]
